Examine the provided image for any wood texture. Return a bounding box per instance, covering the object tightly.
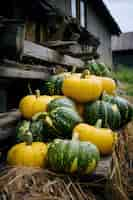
[0,61,50,80]
[24,40,84,68]
[44,41,77,48]
[112,32,133,51]
[95,156,112,178]
[0,110,21,128]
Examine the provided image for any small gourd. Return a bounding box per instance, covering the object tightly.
[32,106,82,138]
[47,138,100,175]
[7,132,48,167]
[62,70,103,103]
[84,100,121,130]
[73,119,117,155]
[19,90,52,119]
[102,93,133,125]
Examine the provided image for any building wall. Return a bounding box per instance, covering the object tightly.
[113,50,133,68]
[55,1,113,66]
[54,0,71,16]
[86,5,112,66]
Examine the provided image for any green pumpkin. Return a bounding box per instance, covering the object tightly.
[85,61,112,77]
[16,120,44,142]
[47,96,76,112]
[49,107,82,136]
[102,93,133,125]
[84,100,121,130]
[40,73,71,95]
[33,107,82,138]
[47,139,100,175]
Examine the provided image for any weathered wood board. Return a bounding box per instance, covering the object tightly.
[24,40,84,68]
[0,61,50,80]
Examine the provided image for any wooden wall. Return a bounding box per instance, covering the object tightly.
[54,0,113,66]
[55,0,71,16]
[86,5,112,66]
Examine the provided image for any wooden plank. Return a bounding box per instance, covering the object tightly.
[24,40,84,68]
[0,110,21,128]
[44,41,77,48]
[0,127,16,141]
[0,66,50,80]
[95,156,112,178]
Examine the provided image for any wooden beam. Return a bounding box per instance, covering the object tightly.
[24,40,84,68]
[0,110,21,128]
[0,65,50,80]
[95,156,112,178]
[43,41,77,48]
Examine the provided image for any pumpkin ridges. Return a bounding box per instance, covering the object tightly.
[19,93,52,119]
[7,141,48,167]
[47,139,100,175]
[85,100,121,130]
[62,75,103,103]
[49,107,83,137]
[47,96,76,112]
[102,93,133,125]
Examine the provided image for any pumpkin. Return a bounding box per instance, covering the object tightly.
[73,120,116,155]
[99,77,116,95]
[19,90,52,119]
[40,72,73,96]
[47,138,100,175]
[102,93,133,125]
[84,100,121,130]
[85,61,112,77]
[7,132,48,167]
[16,118,57,143]
[47,96,76,112]
[62,70,103,103]
[33,107,82,138]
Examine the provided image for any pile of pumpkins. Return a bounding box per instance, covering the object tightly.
[7,62,133,176]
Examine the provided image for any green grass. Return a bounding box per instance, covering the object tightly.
[113,66,133,96]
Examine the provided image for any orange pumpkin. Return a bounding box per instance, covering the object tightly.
[19,90,52,119]
[62,70,103,103]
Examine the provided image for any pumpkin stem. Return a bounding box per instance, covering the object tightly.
[81,70,90,78]
[28,82,33,95]
[72,132,79,141]
[35,89,40,98]
[21,131,33,145]
[71,66,77,74]
[95,119,102,128]
[32,112,48,121]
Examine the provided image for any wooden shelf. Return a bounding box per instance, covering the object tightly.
[0,60,50,80]
[24,40,84,68]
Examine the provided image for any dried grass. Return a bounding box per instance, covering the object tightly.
[0,125,131,200]
[0,167,98,200]
[123,121,133,198]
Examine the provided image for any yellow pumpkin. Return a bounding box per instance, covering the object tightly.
[73,120,117,155]
[7,132,48,167]
[100,77,116,95]
[62,70,103,103]
[19,90,52,119]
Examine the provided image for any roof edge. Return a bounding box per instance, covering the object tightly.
[90,0,122,35]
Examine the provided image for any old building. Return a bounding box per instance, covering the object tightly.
[0,0,121,65]
[54,0,121,65]
[112,32,133,68]
[0,0,121,112]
